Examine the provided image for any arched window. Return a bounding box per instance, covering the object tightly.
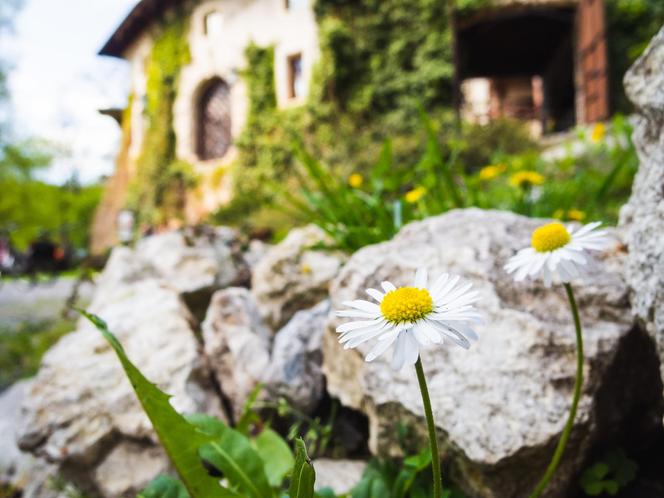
[196,78,231,161]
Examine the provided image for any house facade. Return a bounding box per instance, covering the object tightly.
[91,0,609,253]
[92,0,319,253]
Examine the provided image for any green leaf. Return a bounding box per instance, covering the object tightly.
[255,428,295,487]
[581,480,605,496]
[235,383,264,436]
[605,481,620,496]
[315,488,337,498]
[137,475,190,498]
[351,465,389,498]
[191,414,273,498]
[591,463,610,480]
[78,310,238,498]
[289,438,316,498]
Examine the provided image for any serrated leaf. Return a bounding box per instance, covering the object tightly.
[77,310,238,498]
[191,414,273,498]
[137,475,190,498]
[289,438,316,498]
[255,428,295,487]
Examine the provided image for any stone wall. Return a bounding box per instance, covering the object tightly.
[620,26,664,391]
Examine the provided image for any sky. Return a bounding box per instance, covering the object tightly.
[3,0,140,184]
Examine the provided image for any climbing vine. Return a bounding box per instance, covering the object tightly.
[216,0,466,225]
[215,44,304,225]
[128,9,197,225]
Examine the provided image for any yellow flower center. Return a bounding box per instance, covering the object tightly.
[380,287,433,324]
[531,222,571,252]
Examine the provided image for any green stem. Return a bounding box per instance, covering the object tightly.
[415,356,443,498]
[529,283,584,498]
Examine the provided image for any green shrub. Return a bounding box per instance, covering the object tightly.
[0,319,75,388]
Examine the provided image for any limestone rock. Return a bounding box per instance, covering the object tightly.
[323,209,662,498]
[202,287,272,420]
[93,442,169,498]
[134,226,248,318]
[17,279,223,496]
[252,225,345,330]
[0,380,59,496]
[313,459,367,495]
[264,300,330,413]
[620,27,664,388]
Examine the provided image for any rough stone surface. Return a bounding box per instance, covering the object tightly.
[264,300,330,413]
[202,287,272,420]
[324,209,663,498]
[134,226,248,318]
[252,225,345,330]
[0,380,60,496]
[93,442,169,498]
[620,27,664,388]
[313,459,367,494]
[17,277,223,496]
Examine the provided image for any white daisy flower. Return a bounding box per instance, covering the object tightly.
[335,269,481,370]
[504,221,609,286]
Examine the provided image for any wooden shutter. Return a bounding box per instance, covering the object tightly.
[577,0,609,123]
[197,79,232,160]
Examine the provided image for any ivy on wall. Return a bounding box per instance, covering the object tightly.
[215,43,304,225]
[128,9,197,225]
[215,0,465,226]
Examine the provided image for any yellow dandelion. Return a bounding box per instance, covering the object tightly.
[405,186,426,203]
[566,209,586,221]
[590,123,606,143]
[478,164,507,181]
[510,171,545,188]
[348,173,364,188]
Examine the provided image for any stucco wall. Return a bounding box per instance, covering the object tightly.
[122,0,318,222]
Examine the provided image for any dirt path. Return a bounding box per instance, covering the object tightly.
[0,278,95,328]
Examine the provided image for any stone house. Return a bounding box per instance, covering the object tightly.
[458,0,609,135]
[92,0,609,253]
[92,0,319,253]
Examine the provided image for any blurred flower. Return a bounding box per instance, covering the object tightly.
[335,269,481,370]
[504,221,609,287]
[590,123,606,143]
[566,209,586,221]
[554,209,586,221]
[301,263,312,275]
[478,164,507,181]
[510,171,545,188]
[405,186,426,203]
[348,173,364,188]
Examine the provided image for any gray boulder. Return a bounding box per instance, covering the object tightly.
[313,459,367,495]
[252,225,345,330]
[0,380,60,497]
[202,287,272,420]
[17,278,223,497]
[323,209,662,498]
[264,300,330,413]
[620,27,664,390]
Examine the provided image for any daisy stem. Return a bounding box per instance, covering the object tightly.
[529,283,584,498]
[414,356,443,498]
